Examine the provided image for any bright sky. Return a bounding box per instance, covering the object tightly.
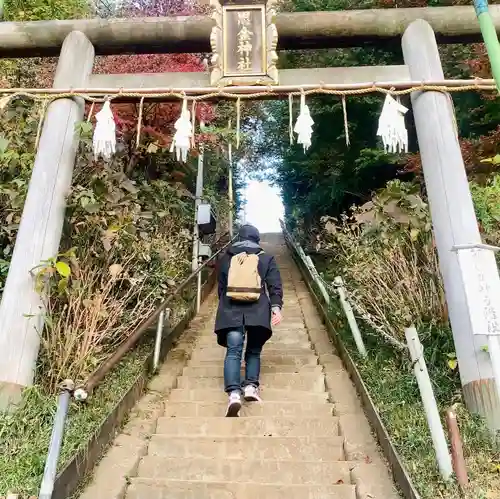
[242,180,284,233]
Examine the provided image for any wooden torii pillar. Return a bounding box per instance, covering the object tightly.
[0,31,95,408]
[403,20,500,432]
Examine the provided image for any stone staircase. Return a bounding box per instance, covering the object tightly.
[80,235,400,499]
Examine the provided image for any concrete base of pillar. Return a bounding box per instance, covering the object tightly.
[463,378,500,435]
[0,380,23,411]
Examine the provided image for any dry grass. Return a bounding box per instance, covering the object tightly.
[339,235,447,346]
[317,181,448,347]
[39,254,158,392]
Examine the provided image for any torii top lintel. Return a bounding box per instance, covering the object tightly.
[0,5,496,59]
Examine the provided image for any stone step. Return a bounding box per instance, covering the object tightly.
[273,321,307,328]
[187,355,318,367]
[176,373,325,392]
[196,330,308,337]
[189,351,319,364]
[155,416,339,437]
[182,364,323,377]
[148,435,345,460]
[136,457,353,485]
[127,480,357,499]
[195,337,312,348]
[163,400,334,417]
[191,346,315,357]
[167,388,329,403]
[198,327,306,335]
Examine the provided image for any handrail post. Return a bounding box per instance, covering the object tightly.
[304,254,330,306]
[39,379,75,499]
[445,406,469,489]
[333,276,367,357]
[153,309,170,372]
[405,326,453,480]
[196,257,202,313]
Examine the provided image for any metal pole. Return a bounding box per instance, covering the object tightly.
[333,276,367,358]
[193,125,205,313]
[445,406,469,489]
[39,379,74,499]
[405,326,453,480]
[228,125,234,239]
[153,310,165,372]
[192,129,204,273]
[294,244,330,305]
[196,259,202,313]
[474,0,500,91]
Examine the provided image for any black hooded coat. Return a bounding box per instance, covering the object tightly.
[214,225,283,348]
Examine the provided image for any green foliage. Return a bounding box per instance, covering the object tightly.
[0,0,92,271]
[4,0,89,20]
[0,346,151,496]
[0,100,39,293]
[0,0,90,87]
[244,27,411,229]
[470,173,500,242]
[0,99,232,392]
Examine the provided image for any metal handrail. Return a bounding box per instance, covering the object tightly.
[75,231,235,400]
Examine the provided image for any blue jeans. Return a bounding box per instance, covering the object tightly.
[224,329,263,393]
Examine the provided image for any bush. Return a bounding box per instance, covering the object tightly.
[0,100,39,294]
[316,180,447,347]
[470,173,500,244]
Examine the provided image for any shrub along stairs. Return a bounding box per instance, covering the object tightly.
[80,234,400,499]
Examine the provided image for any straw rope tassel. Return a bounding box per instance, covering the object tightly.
[170,97,192,163]
[136,96,145,149]
[93,98,117,160]
[342,95,350,147]
[293,89,314,152]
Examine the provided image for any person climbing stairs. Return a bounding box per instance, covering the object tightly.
[80,234,400,499]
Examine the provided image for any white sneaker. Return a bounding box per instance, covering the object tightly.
[225,391,242,417]
[243,385,261,402]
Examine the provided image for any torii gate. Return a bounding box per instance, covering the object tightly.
[1,4,500,434]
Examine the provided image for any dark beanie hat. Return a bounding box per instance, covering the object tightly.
[238,224,260,243]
